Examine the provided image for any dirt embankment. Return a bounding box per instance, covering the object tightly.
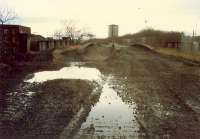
[59,43,116,64]
[53,45,80,64]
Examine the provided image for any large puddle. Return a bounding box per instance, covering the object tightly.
[26,64,101,83]
[25,63,140,138]
[73,77,140,139]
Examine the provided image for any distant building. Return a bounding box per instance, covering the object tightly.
[30,35,70,53]
[0,24,31,53]
[0,24,71,55]
[108,24,119,38]
[30,34,46,52]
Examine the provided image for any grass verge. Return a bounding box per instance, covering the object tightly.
[155,48,200,63]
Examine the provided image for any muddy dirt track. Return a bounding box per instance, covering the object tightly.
[1,43,200,139]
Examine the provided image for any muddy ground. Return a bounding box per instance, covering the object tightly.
[0,43,200,139]
[64,44,200,139]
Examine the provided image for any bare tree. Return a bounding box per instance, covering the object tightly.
[63,19,79,42]
[53,29,63,40]
[0,8,17,57]
[54,19,95,44]
[76,27,95,41]
[0,8,17,25]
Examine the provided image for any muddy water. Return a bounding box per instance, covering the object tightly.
[25,64,102,83]
[73,77,140,139]
[25,63,140,139]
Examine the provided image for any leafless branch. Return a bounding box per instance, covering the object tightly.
[53,29,63,39]
[0,8,17,25]
[54,19,95,43]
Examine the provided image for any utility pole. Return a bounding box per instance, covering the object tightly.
[195,24,197,36]
[193,29,195,38]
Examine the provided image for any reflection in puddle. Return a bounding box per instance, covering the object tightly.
[24,64,140,138]
[74,77,139,139]
[70,62,85,67]
[25,66,101,83]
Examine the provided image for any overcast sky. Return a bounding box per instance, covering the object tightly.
[1,0,200,38]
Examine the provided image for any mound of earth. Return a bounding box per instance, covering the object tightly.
[82,45,114,61]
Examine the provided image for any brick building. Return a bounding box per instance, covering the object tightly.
[0,24,31,53]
